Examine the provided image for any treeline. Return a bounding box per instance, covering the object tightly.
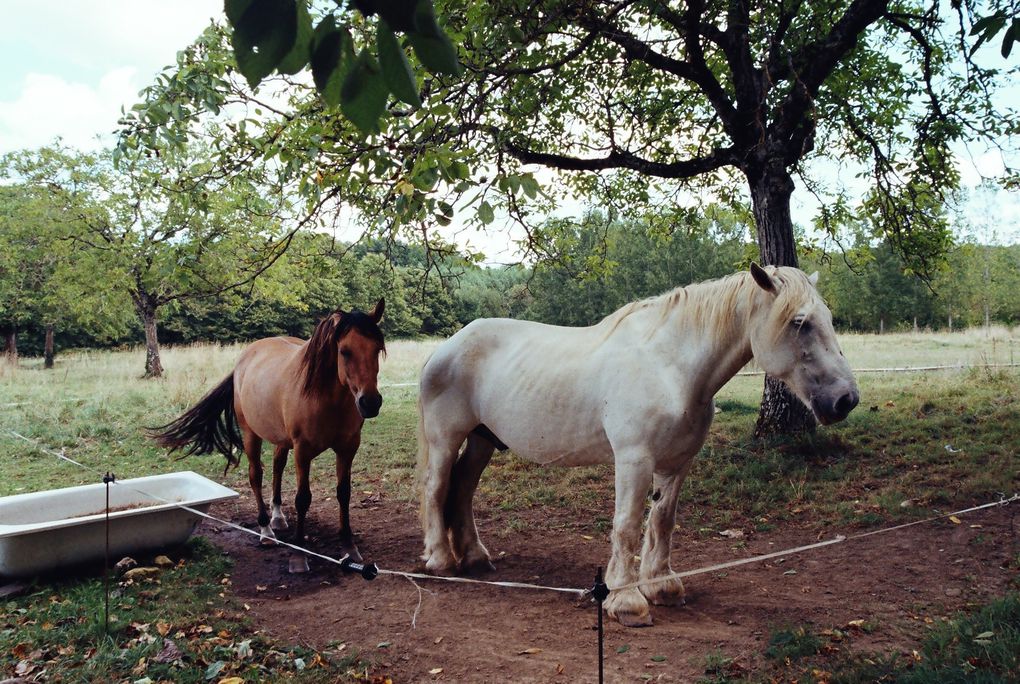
[6,210,1020,359]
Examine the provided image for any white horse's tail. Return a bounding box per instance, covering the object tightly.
[416,391,430,528]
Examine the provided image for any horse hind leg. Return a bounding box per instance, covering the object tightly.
[242,431,275,545]
[446,432,496,575]
[639,468,690,607]
[269,444,289,531]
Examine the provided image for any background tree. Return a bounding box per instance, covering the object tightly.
[4,141,294,377]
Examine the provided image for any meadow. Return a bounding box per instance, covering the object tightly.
[1,327,1019,682]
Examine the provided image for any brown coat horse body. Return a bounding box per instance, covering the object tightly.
[152,301,385,572]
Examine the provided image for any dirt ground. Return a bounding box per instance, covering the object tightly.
[203,488,1019,683]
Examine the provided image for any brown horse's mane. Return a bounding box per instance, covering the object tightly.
[299,309,385,397]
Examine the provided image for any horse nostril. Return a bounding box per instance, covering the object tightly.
[358,394,383,418]
[835,391,859,417]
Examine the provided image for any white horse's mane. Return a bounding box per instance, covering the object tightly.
[596,267,820,341]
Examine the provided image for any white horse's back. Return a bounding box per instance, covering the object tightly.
[421,317,620,466]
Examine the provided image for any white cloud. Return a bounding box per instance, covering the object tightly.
[0,69,142,153]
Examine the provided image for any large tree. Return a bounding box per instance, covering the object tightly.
[123,0,1017,435]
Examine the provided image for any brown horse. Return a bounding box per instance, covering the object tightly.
[151,300,385,572]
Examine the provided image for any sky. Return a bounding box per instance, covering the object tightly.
[1,1,1017,258]
[0,0,220,153]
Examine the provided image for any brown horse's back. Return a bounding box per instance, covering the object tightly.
[234,337,305,447]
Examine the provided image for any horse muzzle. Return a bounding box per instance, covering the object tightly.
[812,388,860,425]
[357,392,383,419]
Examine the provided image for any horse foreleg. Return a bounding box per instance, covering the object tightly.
[639,465,692,607]
[420,433,462,575]
[335,445,363,563]
[604,454,654,627]
[446,434,495,574]
[242,431,274,545]
[288,446,314,574]
[269,443,289,531]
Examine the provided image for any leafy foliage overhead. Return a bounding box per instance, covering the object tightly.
[224,0,461,132]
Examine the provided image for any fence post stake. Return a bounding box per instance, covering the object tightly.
[591,567,610,684]
[103,472,115,636]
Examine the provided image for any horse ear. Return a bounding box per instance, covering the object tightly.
[370,297,385,323]
[750,263,777,293]
[808,271,819,287]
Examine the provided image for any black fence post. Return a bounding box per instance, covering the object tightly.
[592,567,610,684]
[102,472,115,636]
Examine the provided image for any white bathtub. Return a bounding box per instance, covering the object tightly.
[0,471,238,578]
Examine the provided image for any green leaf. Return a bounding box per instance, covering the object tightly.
[341,49,389,134]
[378,20,422,107]
[225,0,298,89]
[310,17,353,107]
[412,166,439,190]
[407,2,461,75]
[616,645,630,653]
[376,0,420,33]
[1001,20,1019,58]
[276,1,313,75]
[478,200,494,224]
[650,655,666,662]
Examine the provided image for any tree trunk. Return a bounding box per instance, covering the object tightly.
[135,295,164,378]
[3,327,17,365]
[44,325,55,369]
[748,168,817,439]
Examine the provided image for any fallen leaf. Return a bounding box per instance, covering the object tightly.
[377,641,392,649]
[154,639,183,664]
[434,636,443,644]
[949,516,962,524]
[581,535,593,540]
[518,647,543,655]
[847,619,866,628]
[783,570,797,575]
[155,621,171,636]
[719,529,744,539]
[617,645,630,653]
[650,655,667,662]
[199,660,222,680]
[429,668,444,675]
[217,678,245,684]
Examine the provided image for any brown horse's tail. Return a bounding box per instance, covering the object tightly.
[415,391,430,529]
[148,373,244,472]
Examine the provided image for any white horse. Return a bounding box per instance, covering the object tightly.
[416,264,859,626]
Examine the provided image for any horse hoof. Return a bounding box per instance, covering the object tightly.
[641,576,686,606]
[258,526,278,546]
[289,555,311,574]
[270,516,289,531]
[605,588,653,627]
[340,545,363,564]
[423,554,458,576]
[616,610,654,627]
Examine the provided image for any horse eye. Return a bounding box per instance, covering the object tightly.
[340,349,352,359]
[792,319,811,331]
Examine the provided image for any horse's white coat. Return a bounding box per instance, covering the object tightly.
[417,266,859,626]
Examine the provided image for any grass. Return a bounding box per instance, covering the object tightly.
[0,538,363,683]
[1,328,1019,680]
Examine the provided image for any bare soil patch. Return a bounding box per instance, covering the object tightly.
[203,491,1019,683]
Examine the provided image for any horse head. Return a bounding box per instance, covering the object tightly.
[302,298,386,418]
[747,264,859,425]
